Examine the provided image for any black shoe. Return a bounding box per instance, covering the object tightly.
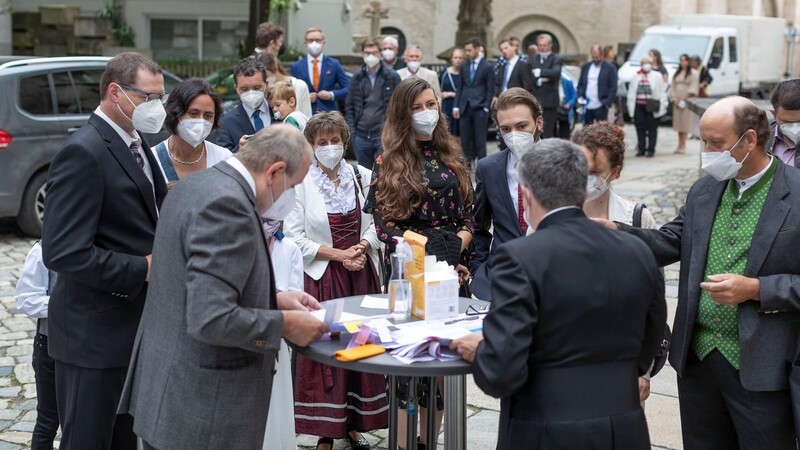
[316,437,334,450]
[346,432,371,450]
[635,151,645,157]
[646,152,655,158]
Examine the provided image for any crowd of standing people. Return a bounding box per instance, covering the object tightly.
[10,17,800,450]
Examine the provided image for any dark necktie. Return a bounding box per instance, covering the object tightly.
[130,140,144,170]
[518,184,527,234]
[470,61,477,82]
[252,110,264,132]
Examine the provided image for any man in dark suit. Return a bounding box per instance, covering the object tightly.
[530,33,562,138]
[601,96,800,449]
[41,52,169,450]
[452,139,666,450]
[290,27,350,114]
[578,45,618,124]
[216,58,273,153]
[767,79,800,168]
[119,125,328,450]
[471,88,542,300]
[453,37,495,167]
[495,39,534,96]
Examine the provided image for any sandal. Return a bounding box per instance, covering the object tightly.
[316,437,334,450]
[346,431,371,450]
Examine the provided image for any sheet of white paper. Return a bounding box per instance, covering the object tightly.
[311,309,366,324]
[360,295,389,309]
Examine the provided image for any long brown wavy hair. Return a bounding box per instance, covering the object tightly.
[376,78,471,220]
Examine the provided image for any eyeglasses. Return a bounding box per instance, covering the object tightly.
[118,83,169,103]
[466,304,490,316]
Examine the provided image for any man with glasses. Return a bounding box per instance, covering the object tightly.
[41,52,169,449]
[345,37,400,168]
[291,27,350,114]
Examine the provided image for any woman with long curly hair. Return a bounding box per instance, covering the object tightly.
[363,77,475,449]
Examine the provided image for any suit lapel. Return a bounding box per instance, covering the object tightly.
[745,164,790,276]
[140,139,167,210]
[235,104,257,135]
[89,114,159,223]
[687,180,726,319]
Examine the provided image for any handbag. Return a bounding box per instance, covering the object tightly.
[633,203,671,377]
[645,98,660,114]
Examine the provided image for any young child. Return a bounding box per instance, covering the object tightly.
[14,241,59,449]
[268,81,309,132]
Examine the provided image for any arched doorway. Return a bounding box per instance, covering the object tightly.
[523,30,560,54]
[381,26,406,56]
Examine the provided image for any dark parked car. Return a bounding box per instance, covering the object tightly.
[0,56,181,236]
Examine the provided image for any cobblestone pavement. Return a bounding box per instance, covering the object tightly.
[0,124,697,449]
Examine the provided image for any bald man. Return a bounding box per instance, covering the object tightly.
[598,96,800,449]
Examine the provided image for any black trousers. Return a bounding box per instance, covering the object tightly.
[541,108,557,139]
[459,107,489,162]
[678,350,795,450]
[31,333,59,450]
[584,105,609,124]
[54,360,136,450]
[633,104,659,155]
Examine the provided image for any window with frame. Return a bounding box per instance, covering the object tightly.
[19,74,53,115]
[151,18,247,60]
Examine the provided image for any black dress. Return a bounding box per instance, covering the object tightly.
[439,69,461,137]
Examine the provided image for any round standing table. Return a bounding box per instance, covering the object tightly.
[292,295,488,450]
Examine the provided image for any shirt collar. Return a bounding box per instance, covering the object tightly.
[307,53,324,63]
[241,97,269,118]
[732,155,774,198]
[225,156,257,197]
[473,55,483,65]
[94,106,139,148]
[541,205,580,222]
[507,55,519,66]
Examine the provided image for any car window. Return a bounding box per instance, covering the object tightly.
[19,74,53,115]
[52,71,80,114]
[71,69,103,113]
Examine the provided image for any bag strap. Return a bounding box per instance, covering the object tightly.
[351,163,364,193]
[153,142,179,183]
[632,203,646,228]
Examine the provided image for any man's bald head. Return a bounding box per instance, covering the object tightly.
[701,96,771,149]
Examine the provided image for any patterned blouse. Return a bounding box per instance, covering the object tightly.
[363,140,475,254]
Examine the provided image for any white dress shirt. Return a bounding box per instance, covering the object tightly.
[734,155,773,200]
[14,242,49,319]
[586,63,602,109]
[502,55,519,92]
[506,150,521,215]
[307,54,334,100]
[241,99,271,131]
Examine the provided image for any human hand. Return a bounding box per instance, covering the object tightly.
[338,247,361,262]
[533,68,541,78]
[318,90,333,101]
[281,311,328,347]
[449,332,484,362]
[145,254,152,281]
[452,109,460,119]
[540,77,551,83]
[700,274,759,305]
[455,264,471,285]
[343,254,367,271]
[277,290,321,311]
[638,377,650,402]
[310,92,318,103]
[590,217,620,230]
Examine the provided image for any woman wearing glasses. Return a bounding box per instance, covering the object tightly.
[151,78,230,188]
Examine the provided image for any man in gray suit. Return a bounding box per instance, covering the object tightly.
[599,96,800,449]
[119,125,329,450]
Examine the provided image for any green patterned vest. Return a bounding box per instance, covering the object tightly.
[692,158,777,369]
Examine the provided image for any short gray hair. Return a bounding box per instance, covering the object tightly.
[518,139,587,210]
[382,36,399,48]
[236,124,311,176]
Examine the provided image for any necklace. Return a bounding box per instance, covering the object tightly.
[169,138,205,165]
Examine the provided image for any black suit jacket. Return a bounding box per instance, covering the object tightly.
[495,58,534,96]
[577,61,618,108]
[455,58,495,111]
[42,113,167,369]
[530,53,563,109]
[473,208,665,449]
[216,103,274,153]
[470,150,523,300]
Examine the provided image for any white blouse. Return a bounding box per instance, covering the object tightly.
[309,161,357,215]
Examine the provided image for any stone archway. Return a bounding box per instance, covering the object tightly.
[381,26,406,56]
[494,14,581,57]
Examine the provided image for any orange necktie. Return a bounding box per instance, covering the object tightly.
[312,58,320,91]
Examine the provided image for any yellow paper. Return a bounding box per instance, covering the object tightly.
[343,321,361,333]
